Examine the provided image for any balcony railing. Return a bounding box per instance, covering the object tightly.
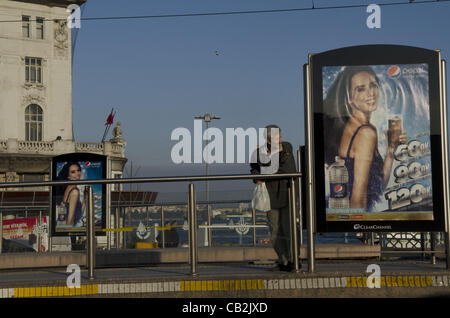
[18,140,54,152]
[0,139,124,157]
[75,142,104,153]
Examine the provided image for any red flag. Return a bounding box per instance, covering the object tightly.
[105,110,114,125]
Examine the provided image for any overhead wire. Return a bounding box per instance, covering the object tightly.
[0,0,447,23]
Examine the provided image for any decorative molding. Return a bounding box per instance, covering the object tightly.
[22,94,45,108]
[23,83,46,92]
[54,20,69,58]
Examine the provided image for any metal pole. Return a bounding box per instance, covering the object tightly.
[38,210,42,253]
[146,206,150,245]
[304,61,316,272]
[87,186,95,280]
[128,208,131,248]
[195,114,221,247]
[252,208,257,246]
[431,232,436,265]
[290,178,300,273]
[0,172,302,189]
[161,206,165,248]
[421,232,426,261]
[121,208,125,249]
[115,207,119,249]
[48,162,53,252]
[206,122,212,248]
[106,159,111,251]
[188,183,198,276]
[297,148,303,248]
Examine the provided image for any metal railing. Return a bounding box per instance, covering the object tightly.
[0,172,304,278]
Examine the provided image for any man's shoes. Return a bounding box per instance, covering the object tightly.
[283,262,302,272]
[271,262,302,272]
[271,263,291,272]
[270,263,285,271]
[283,262,293,272]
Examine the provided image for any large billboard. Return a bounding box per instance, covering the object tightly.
[51,153,106,236]
[308,45,446,232]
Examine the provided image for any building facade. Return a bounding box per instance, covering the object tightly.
[0,0,127,190]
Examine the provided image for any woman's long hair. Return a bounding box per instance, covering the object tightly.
[55,162,81,205]
[323,65,380,165]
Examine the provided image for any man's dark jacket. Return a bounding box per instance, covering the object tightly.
[250,141,297,209]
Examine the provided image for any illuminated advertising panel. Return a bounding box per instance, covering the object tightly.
[308,45,445,232]
[51,153,106,236]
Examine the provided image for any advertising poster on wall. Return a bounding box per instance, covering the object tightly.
[308,45,446,232]
[51,153,106,236]
[2,217,48,252]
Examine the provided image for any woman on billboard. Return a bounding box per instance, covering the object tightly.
[324,65,407,210]
[55,162,87,226]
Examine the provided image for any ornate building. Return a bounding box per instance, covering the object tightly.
[0,0,127,191]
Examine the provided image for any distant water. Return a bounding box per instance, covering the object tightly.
[126,219,363,246]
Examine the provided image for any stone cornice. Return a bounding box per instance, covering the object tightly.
[10,0,86,8]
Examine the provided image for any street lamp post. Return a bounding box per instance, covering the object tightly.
[194,113,221,247]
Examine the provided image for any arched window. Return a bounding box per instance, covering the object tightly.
[25,104,43,141]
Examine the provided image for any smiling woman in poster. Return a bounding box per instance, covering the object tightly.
[324,65,407,210]
[56,162,87,226]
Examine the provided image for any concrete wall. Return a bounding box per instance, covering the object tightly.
[0,244,381,269]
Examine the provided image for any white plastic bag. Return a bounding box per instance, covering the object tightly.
[251,183,271,212]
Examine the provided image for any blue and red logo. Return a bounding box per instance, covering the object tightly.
[387,65,401,78]
[330,183,347,198]
[334,185,344,194]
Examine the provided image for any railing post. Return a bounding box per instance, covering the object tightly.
[121,207,124,249]
[38,211,42,253]
[252,208,257,247]
[431,232,436,265]
[297,148,304,249]
[188,183,198,276]
[289,178,300,273]
[161,206,165,248]
[370,233,375,246]
[115,207,119,249]
[86,186,95,280]
[48,175,52,253]
[304,62,316,273]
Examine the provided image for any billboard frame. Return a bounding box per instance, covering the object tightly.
[51,152,107,237]
[306,44,447,233]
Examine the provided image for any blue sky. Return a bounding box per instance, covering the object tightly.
[71,0,450,195]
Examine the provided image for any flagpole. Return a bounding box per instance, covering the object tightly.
[102,109,115,142]
[101,125,109,143]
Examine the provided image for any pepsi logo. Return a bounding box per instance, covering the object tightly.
[85,161,91,167]
[387,65,400,78]
[334,185,343,193]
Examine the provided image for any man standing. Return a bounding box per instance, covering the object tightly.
[250,125,297,271]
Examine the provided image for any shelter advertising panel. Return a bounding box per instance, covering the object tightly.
[308,45,445,232]
[51,153,106,236]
